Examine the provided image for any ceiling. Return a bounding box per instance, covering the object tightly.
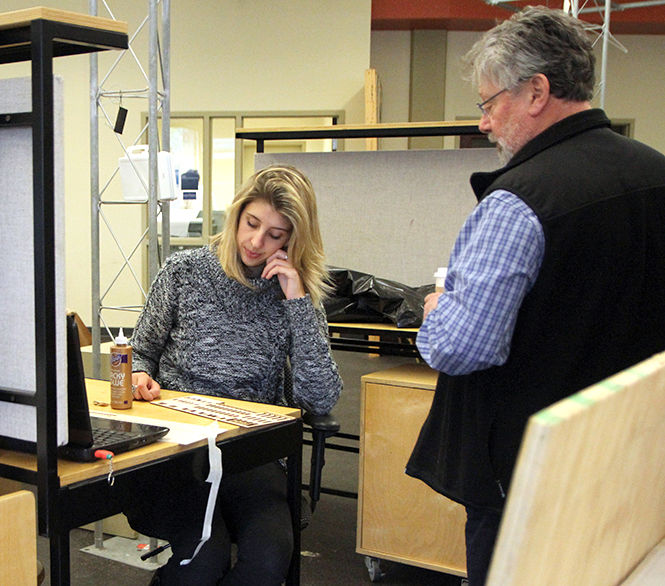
[371,0,665,35]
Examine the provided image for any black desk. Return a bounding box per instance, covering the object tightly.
[0,381,303,585]
[313,323,422,502]
[328,322,421,359]
[0,9,129,583]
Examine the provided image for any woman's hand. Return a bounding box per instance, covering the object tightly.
[262,250,306,300]
[131,371,161,401]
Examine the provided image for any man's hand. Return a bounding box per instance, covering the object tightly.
[423,292,443,321]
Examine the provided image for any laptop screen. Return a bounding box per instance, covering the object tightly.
[65,313,94,447]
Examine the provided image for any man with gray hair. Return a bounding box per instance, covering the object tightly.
[406,6,665,584]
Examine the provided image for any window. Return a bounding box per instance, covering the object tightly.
[152,111,341,248]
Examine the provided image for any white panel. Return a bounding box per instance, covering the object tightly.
[0,76,67,444]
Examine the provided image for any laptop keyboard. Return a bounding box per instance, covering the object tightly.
[92,427,140,445]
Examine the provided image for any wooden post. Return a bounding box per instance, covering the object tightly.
[364,68,379,151]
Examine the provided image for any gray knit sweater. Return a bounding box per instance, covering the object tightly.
[131,246,342,415]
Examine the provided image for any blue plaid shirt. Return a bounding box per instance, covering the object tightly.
[417,190,545,375]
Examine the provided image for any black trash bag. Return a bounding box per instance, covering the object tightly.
[324,267,434,328]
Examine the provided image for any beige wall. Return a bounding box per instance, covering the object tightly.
[372,29,665,154]
[3,1,663,329]
[369,30,410,150]
[1,0,371,326]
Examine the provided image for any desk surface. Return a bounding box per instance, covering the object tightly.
[328,321,419,334]
[0,7,127,33]
[0,378,300,487]
[328,322,421,358]
[362,363,437,390]
[235,120,481,141]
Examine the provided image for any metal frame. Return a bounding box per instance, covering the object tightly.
[0,13,127,583]
[90,0,171,378]
[237,120,482,153]
[328,324,420,358]
[486,0,665,108]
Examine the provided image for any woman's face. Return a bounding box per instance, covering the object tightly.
[236,199,292,267]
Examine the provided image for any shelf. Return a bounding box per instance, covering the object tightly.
[0,8,128,583]
[0,7,128,64]
[236,120,482,151]
[328,322,420,358]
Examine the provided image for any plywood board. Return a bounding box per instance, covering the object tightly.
[0,490,36,585]
[489,351,665,585]
[622,538,665,585]
[364,69,380,151]
[256,148,499,287]
[358,365,466,575]
[0,7,127,34]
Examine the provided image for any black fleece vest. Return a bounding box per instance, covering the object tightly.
[406,109,665,510]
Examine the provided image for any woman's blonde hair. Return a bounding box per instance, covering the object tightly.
[211,164,331,307]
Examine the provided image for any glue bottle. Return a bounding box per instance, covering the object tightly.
[110,328,133,410]
[434,267,448,293]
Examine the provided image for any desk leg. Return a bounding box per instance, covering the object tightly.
[49,531,70,584]
[285,437,302,586]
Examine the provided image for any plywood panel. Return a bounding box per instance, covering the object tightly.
[0,7,127,34]
[621,540,665,586]
[489,351,665,585]
[358,365,466,575]
[0,490,36,585]
[364,68,379,151]
[622,538,665,585]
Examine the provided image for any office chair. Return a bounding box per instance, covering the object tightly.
[283,359,341,517]
[302,410,340,515]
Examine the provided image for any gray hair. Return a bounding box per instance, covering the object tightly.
[463,6,595,101]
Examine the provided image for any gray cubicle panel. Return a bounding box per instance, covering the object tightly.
[256,148,500,287]
[0,76,67,444]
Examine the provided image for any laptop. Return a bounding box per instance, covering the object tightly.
[58,313,170,462]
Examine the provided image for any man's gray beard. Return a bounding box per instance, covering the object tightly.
[490,135,513,166]
[497,144,513,166]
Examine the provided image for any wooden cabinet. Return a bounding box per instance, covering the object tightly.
[357,364,467,577]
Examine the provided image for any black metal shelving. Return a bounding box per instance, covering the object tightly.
[0,11,127,584]
[236,119,482,153]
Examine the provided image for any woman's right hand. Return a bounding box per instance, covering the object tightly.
[262,250,306,300]
[131,371,161,401]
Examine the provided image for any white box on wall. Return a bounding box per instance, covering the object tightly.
[119,145,178,202]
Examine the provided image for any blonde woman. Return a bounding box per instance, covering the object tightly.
[126,165,342,585]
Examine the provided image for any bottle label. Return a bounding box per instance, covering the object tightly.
[110,370,126,387]
[110,353,129,367]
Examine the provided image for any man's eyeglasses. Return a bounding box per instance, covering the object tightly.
[476,88,508,117]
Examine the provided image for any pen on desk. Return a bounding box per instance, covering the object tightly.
[140,542,171,561]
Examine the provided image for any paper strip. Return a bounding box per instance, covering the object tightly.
[180,422,223,565]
